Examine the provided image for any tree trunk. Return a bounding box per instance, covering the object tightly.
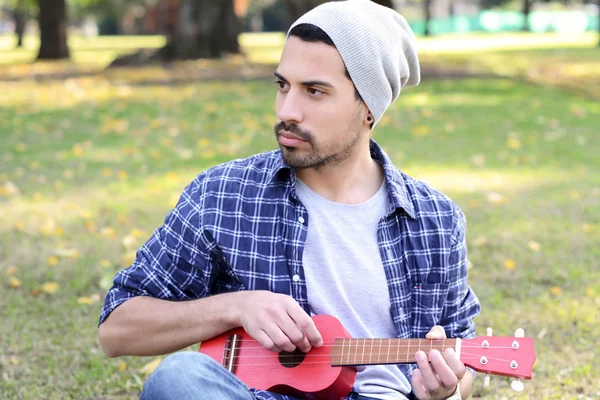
[284,0,325,32]
[448,0,456,17]
[521,0,531,32]
[371,0,394,9]
[13,6,26,48]
[161,0,241,60]
[423,0,432,36]
[597,0,599,47]
[37,0,69,60]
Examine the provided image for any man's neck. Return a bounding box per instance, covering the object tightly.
[296,142,384,205]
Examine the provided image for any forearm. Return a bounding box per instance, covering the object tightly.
[98,292,243,358]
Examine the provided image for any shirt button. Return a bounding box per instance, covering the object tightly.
[298,216,305,224]
[292,274,300,282]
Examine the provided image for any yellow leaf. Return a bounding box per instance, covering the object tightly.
[197,138,210,148]
[413,125,431,137]
[122,250,137,267]
[472,235,487,247]
[39,218,57,236]
[16,143,27,152]
[10,277,21,288]
[54,248,81,258]
[528,241,541,252]
[54,227,64,236]
[122,234,137,249]
[118,170,128,181]
[169,192,180,208]
[100,227,116,239]
[486,192,507,206]
[6,266,17,275]
[102,168,113,177]
[32,192,42,202]
[47,256,59,267]
[507,138,521,150]
[200,150,216,159]
[77,296,94,305]
[63,169,74,179]
[86,220,98,233]
[29,161,40,170]
[40,282,59,294]
[140,358,163,375]
[79,209,94,219]
[54,181,64,191]
[130,228,147,238]
[73,144,84,157]
[100,259,112,268]
[569,191,580,200]
[550,287,561,295]
[468,200,481,208]
[0,181,21,197]
[11,356,20,365]
[15,221,24,231]
[581,223,593,233]
[471,154,485,167]
[586,288,594,297]
[504,259,516,269]
[118,362,128,372]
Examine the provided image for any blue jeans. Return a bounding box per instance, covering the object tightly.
[140,352,380,400]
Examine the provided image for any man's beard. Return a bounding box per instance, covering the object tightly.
[273,121,361,171]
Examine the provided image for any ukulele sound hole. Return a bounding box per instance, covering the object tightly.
[278,348,306,368]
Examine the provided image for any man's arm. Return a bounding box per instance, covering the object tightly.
[98,293,241,357]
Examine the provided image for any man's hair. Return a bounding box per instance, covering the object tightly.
[288,23,364,103]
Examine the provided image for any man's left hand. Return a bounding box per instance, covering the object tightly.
[411,325,466,400]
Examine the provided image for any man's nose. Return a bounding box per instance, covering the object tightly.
[277,90,303,125]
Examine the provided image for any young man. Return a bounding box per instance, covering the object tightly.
[98,1,480,399]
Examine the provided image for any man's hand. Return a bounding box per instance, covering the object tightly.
[412,325,467,400]
[234,291,323,353]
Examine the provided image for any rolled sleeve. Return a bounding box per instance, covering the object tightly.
[440,206,481,340]
[99,175,212,325]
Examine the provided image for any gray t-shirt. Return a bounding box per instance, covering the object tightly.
[295,179,411,400]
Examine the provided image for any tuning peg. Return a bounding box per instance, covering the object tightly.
[483,374,490,389]
[511,379,524,392]
[515,328,524,338]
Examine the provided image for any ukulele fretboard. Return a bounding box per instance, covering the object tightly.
[330,338,458,366]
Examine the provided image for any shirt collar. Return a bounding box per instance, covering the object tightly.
[268,139,416,219]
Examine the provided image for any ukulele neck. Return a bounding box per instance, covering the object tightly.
[330,338,459,366]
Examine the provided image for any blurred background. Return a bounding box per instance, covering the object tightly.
[0,0,598,399]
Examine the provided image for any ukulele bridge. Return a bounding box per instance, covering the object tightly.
[222,334,241,373]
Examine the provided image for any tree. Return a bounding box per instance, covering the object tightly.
[159,0,242,61]
[423,0,432,36]
[37,0,70,59]
[371,0,394,8]
[521,0,532,31]
[283,0,325,31]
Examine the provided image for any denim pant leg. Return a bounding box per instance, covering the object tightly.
[140,352,256,400]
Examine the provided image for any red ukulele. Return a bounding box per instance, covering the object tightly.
[199,314,536,400]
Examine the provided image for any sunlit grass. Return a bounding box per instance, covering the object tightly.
[1,75,599,399]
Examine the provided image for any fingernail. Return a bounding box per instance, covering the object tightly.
[430,349,440,360]
[415,351,426,361]
[446,348,455,354]
[316,340,323,347]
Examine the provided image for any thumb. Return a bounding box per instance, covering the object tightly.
[411,369,429,400]
[425,325,446,339]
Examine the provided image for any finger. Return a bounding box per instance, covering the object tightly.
[411,369,430,400]
[286,304,323,347]
[276,316,312,353]
[425,325,447,339]
[443,348,467,380]
[264,324,296,352]
[429,349,459,388]
[253,329,280,353]
[415,351,442,395]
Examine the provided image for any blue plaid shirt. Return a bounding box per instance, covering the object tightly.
[100,140,480,400]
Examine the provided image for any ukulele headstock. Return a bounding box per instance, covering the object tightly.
[461,327,536,392]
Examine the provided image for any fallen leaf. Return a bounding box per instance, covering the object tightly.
[100,227,116,239]
[100,259,112,268]
[472,235,487,247]
[581,223,593,233]
[504,259,516,269]
[486,192,507,206]
[586,288,594,297]
[413,125,431,137]
[569,190,581,199]
[11,356,20,365]
[77,294,100,305]
[47,256,59,267]
[507,138,521,150]
[10,277,21,288]
[40,282,59,294]
[550,287,561,295]
[471,154,485,167]
[118,362,128,372]
[528,241,541,251]
[140,358,163,376]
[122,250,137,267]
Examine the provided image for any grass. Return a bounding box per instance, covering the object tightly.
[1,33,599,399]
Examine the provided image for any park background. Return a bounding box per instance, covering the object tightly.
[0,0,599,399]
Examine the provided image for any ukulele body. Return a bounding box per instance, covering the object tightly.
[199,314,357,400]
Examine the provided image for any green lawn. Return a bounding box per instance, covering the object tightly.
[1,33,599,400]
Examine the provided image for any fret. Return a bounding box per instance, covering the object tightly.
[361,338,366,365]
[396,337,400,362]
[407,338,411,363]
[370,339,374,364]
[429,340,433,352]
[386,338,391,363]
[353,339,358,365]
[340,338,345,366]
[378,338,382,363]
[443,338,446,353]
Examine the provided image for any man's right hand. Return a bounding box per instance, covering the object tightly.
[234,291,323,353]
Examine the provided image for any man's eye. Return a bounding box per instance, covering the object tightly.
[275,80,286,89]
[308,88,323,96]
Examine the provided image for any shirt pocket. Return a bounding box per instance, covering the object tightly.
[410,283,450,337]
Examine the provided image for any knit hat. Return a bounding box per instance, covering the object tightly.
[287,0,421,126]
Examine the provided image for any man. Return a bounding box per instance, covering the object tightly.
[98,1,480,399]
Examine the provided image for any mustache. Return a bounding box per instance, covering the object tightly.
[274,122,313,142]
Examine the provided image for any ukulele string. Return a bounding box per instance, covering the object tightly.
[217,341,517,350]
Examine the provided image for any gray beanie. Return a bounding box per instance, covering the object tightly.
[286,0,420,126]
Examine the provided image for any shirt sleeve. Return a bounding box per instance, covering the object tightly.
[439,205,481,340]
[98,175,214,326]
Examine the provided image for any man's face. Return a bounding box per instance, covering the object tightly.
[274,36,366,170]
